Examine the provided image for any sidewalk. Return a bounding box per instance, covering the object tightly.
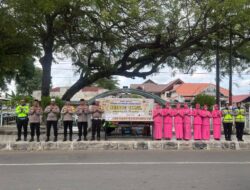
[0,134,250,152]
[1,124,250,152]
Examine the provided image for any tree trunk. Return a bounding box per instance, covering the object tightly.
[40,51,53,98]
[62,77,87,100]
[62,72,108,100]
[216,39,220,106]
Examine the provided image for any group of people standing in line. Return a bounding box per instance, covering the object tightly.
[15,98,103,142]
[153,102,246,141]
[15,97,247,142]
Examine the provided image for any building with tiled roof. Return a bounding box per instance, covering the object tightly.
[169,83,229,103]
[130,79,184,97]
[232,94,250,103]
[131,79,230,104]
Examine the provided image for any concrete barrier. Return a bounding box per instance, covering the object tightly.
[0,140,250,152]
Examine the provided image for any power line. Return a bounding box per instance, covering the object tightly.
[51,68,250,75]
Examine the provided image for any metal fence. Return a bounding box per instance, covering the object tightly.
[0,110,16,127]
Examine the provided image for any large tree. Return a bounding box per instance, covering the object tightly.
[60,0,250,100]
[5,0,77,97]
[4,0,250,100]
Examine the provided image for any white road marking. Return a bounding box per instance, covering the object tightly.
[0,162,250,166]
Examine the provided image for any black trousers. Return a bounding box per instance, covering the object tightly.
[64,121,73,138]
[78,122,88,138]
[16,118,28,139]
[46,120,58,138]
[30,123,40,138]
[92,119,102,139]
[223,123,232,140]
[235,122,245,140]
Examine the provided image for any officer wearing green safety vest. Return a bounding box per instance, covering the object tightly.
[222,103,233,141]
[15,99,30,141]
[234,102,246,141]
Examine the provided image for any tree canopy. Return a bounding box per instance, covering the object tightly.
[94,77,119,90]
[1,0,250,100]
[0,3,35,90]
[60,0,250,99]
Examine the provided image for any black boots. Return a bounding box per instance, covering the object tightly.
[29,137,34,142]
[77,138,81,141]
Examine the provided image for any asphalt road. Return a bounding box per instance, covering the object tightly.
[0,151,250,190]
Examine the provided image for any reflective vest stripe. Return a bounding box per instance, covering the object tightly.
[222,109,233,123]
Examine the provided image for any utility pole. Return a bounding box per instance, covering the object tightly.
[216,39,220,106]
[229,27,233,105]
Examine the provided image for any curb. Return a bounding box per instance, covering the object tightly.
[0,141,249,151]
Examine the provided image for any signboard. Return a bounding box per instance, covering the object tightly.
[98,98,154,122]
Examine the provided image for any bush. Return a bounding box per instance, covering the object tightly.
[9,95,33,107]
[192,94,216,110]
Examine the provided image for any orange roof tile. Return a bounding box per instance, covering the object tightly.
[130,79,183,93]
[174,83,229,97]
[232,95,250,103]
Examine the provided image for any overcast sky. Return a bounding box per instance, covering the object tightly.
[45,59,250,95]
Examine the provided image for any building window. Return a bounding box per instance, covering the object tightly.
[165,92,171,98]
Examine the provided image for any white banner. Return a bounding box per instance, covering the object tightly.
[98,98,154,122]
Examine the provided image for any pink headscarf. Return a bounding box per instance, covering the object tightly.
[176,103,181,109]
[155,104,161,109]
[204,104,208,110]
[184,103,188,109]
[214,104,219,110]
[165,102,170,108]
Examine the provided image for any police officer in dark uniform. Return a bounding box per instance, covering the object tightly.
[90,101,104,141]
[235,102,246,141]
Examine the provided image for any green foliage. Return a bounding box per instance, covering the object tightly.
[0,5,36,90]
[16,67,42,96]
[94,77,119,90]
[192,94,216,110]
[6,91,33,107]
[61,0,250,99]
[2,0,250,100]
[41,96,64,110]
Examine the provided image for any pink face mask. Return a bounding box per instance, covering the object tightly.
[196,103,200,109]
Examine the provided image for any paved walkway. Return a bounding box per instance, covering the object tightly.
[0,134,249,142]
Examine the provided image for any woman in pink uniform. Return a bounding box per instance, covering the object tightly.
[162,102,173,140]
[201,105,212,140]
[153,104,163,140]
[183,103,192,140]
[212,104,222,140]
[173,103,184,140]
[193,103,202,140]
